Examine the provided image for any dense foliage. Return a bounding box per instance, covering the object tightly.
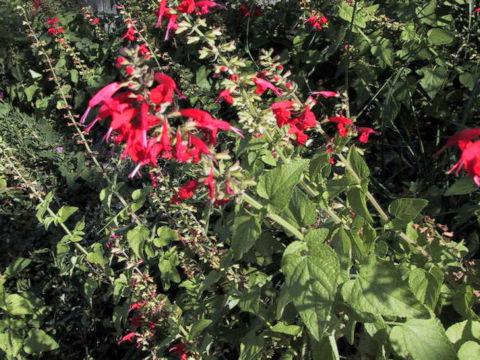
[1,0,480,359]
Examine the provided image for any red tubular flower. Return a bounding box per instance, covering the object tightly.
[204,168,215,199]
[154,73,186,99]
[179,179,200,199]
[168,343,188,360]
[357,127,380,143]
[288,125,309,145]
[34,0,40,10]
[311,90,340,98]
[160,119,173,159]
[216,89,234,104]
[180,109,243,143]
[178,0,196,13]
[47,27,57,36]
[195,1,224,15]
[175,130,190,162]
[156,0,168,28]
[117,332,140,345]
[188,135,211,162]
[329,116,354,137]
[253,77,283,96]
[293,105,317,130]
[139,101,150,147]
[93,18,100,24]
[164,10,178,40]
[80,82,124,123]
[46,18,59,25]
[434,128,480,158]
[271,101,295,127]
[447,141,480,186]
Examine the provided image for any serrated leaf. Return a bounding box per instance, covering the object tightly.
[281,239,339,341]
[444,177,477,196]
[23,329,59,354]
[304,228,329,244]
[389,318,456,360]
[256,160,309,211]
[408,267,443,310]
[347,187,373,223]
[388,198,428,221]
[231,209,262,259]
[57,206,77,223]
[341,258,429,318]
[282,188,317,228]
[347,147,370,179]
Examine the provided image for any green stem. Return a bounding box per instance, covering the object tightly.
[242,193,304,240]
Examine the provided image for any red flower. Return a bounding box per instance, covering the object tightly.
[195,1,224,15]
[179,180,200,199]
[180,109,243,144]
[178,0,196,13]
[271,101,295,127]
[80,82,124,123]
[293,105,317,130]
[311,90,339,98]
[93,18,100,24]
[288,125,309,145]
[434,128,480,158]
[116,56,127,67]
[216,89,234,104]
[122,27,136,41]
[154,73,186,99]
[34,0,40,10]
[126,66,134,76]
[156,0,168,28]
[329,116,353,137]
[239,4,262,17]
[448,141,480,186]
[138,44,150,57]
[47,27,57,36]
[253,77,283,96]
[474,7,480,12]
[117,332,140,345]
[168,343,188,360]
[204,168,215,199]
[357,127,379,143]
[46,18,59,25]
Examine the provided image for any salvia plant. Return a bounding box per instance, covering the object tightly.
[1,0,480,359]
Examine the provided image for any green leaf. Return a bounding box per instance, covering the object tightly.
[446,320,480,349]
[444,177,477,196]
[388,198,428,221]
[4,257,31,277]
[270,322,302,336]
[458,341,480,360]
[5,294,35,315]
[23,329,59,354]
[428,28,454,45]
[127,225,149,259]
[159,248,180,289]
[86,243,105,265]
[311,335,340,360]
[281,238,339,341]
[304,228,329,244]
[408,267,443,310]
[389,318,456,360]
[417,66,448,99]
[341,258,429,318]
[24,85,37,102]
[231,209,262,259]
[0,333,23,358]
[57,206,78,224]
[257,159,309,211]
[347,187,373,223]
[70,69,79,84]
[239,330,264,360]
[282,188,317,228]
[190,319,212,339]
[347,147,370,179]
[154,226,178,247]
